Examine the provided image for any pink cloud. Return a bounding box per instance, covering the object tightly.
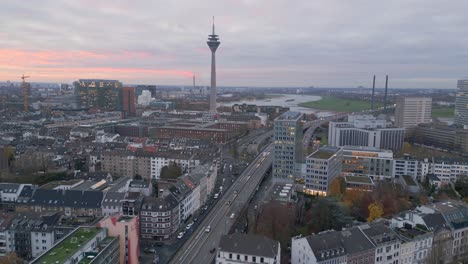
[0,49,192,82]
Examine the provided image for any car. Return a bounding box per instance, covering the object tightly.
[210,248,216,254]
[203,205,208,210]
[230,213,235,219]
[186,223,193,230]
[234,190,238,195]
[193,218,198,222]
[226,200,231,205]
[177,232,184,239]
[205,225,211,233]
[214,193,219,199]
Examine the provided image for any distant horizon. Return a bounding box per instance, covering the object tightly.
[0,80,456,91]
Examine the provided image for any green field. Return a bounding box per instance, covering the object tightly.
[432,106,454,118]
[299,96,382,112]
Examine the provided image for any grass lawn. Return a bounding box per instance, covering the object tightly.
[299,96,382,112]
[432,106,454,118]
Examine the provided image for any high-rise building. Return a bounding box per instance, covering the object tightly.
[304,146,343,196]
[395,96,432,128]
[74,79,123,110]
[273,111,303,183]
[329,115,404,151]
[455,79,468,126]
[207,18,220,113]
[121,87,136,117]
[98,215,139,264]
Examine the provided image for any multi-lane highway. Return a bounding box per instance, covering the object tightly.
[169,144,274,264]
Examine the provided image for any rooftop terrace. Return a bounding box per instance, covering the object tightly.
[34,227,100,264]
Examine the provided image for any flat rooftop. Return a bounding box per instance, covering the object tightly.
[309,146,341,160]
[276,111,302,121]
[34,227,101,264]
[345,175,373,184]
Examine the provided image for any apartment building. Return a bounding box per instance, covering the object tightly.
[140,194,180,241]
[395,96,432,128]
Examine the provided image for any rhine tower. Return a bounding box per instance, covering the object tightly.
[207,17,220,113]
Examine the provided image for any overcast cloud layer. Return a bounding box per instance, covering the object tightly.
[1,0,468,88]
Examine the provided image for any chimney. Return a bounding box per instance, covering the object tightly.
[384,75,389,111]
[371,75,376,110]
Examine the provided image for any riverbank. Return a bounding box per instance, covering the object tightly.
[298,96,381,112]
[432,105,454,118]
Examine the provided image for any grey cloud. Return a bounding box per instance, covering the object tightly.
[0,0,467,88]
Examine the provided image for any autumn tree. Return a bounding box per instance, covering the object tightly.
[329,177,346,197]
[0,253,23,264]
[367,202,384,222]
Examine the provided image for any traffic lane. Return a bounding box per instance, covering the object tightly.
[186,160,272,263]
[170,147,273,263]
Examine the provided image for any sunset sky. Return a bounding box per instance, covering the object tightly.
[1,0,468,88]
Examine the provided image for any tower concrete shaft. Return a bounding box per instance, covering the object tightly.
[207,17,220,113]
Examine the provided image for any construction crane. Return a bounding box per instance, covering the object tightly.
[21,74,30,112]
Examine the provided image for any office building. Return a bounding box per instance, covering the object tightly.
[74,79,123,110]
[273,111,304,183]
[342,146,394,181]
[395,96,432,128]
[455,79,468,126]
[98,216,139,264]
[121,87,136,117]
[31,227,119,264]
[304,146,343,196]
[217,233,280,264]
[207,18,221,113]
[329,115,404,151]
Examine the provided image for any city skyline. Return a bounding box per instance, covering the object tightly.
[1,1,468,88]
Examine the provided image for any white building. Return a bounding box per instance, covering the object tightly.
[31,230,55,258]
[217,233,280,264]
[137,90,153,106]
[95,130,119,143]
[329,115,404,151]
[0,183,31,204]
[291,227,374,264]
[150,155,200,179]
[395,96,432,128]
[359,222,401,264]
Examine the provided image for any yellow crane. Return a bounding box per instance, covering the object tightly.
[21,74,30,112]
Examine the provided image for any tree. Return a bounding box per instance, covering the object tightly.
[160,162,183,179]
[367,202,384,222]
[329,177,346,197]
[0,253,23,264]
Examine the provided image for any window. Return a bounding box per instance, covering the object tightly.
[229,253,232,259]
[237,254,240,260]
[253,256,257,262]
[261,257,264,263]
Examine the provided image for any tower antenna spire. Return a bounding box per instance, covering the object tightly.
[212,16,215,34]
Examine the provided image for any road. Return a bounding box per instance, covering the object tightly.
[169,144,274,264]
